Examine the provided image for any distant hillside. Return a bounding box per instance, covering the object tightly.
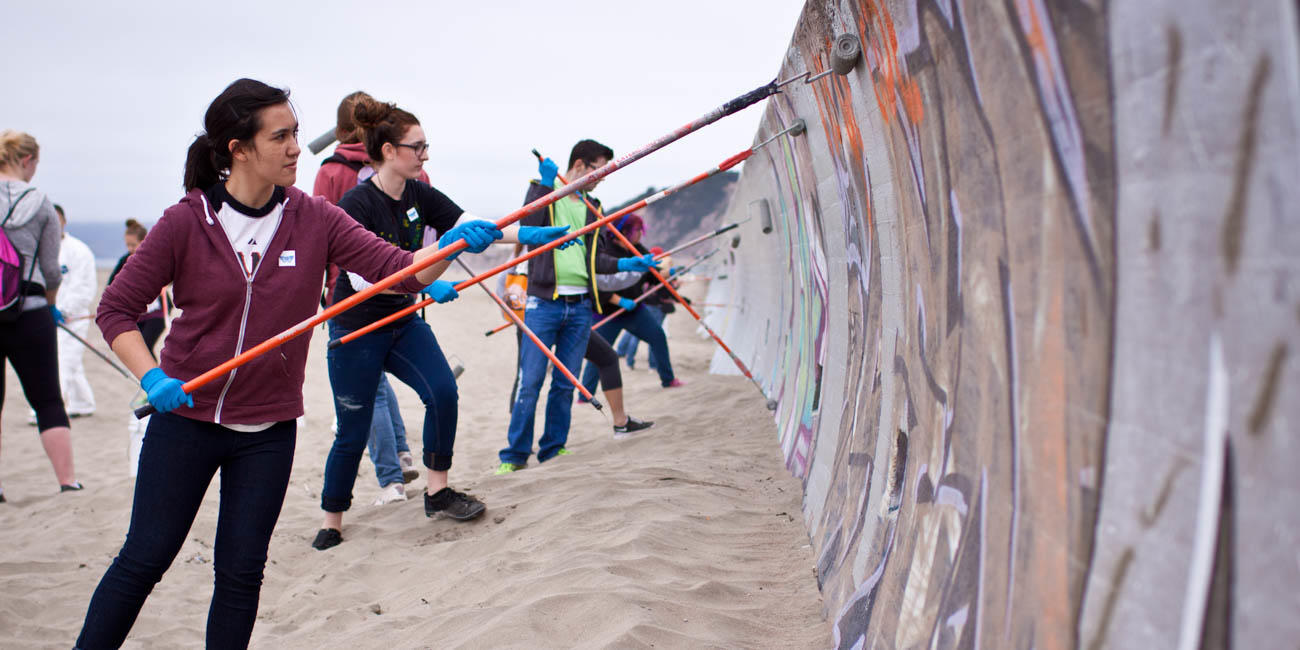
[606,171,738,254]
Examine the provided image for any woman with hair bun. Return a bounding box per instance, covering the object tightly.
[0,129,81,502]
[77,78,505,647]
[107,218,167,358]
[312,94,573,550]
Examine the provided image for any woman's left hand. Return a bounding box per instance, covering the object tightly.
[420,280,460,304]
[440,220,503,257]
[518,225,576,249]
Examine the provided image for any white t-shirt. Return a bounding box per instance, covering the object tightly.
[207,186,287,432]
[216,199,284,279]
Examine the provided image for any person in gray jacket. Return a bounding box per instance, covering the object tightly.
[0,129,81,503]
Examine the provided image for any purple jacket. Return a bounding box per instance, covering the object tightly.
[97,186,425,425]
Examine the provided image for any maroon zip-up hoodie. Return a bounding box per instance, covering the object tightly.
[97,185,426,425]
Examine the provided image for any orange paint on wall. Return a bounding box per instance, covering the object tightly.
[852,0,925,127]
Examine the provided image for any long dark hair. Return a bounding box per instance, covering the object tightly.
[183,78,291,191]
[350,95,420,164]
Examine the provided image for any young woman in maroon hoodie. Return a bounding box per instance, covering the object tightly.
[76,78,503,648]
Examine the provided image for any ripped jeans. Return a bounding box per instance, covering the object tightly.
[322,317,458,512]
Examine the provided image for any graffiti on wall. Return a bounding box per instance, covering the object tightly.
[713,0,1299,647]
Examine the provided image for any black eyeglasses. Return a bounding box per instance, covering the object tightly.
[396,142,430,155]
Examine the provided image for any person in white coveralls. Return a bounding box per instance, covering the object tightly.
[54,204,97,416]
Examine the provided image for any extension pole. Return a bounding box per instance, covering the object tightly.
[537,150,776,408]
[332,147,757,348]
[134,79,779,419]
[480,230,724,338]
[657,221,744,260]
[590,248,719,330]
[56,322,136,382]
[485,321,514,337]
[454,258,604,412]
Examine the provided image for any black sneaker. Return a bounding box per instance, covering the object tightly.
[424,487,486,521]
[613,416,655,439]
[60,483,84,492]
[312,528,343,550]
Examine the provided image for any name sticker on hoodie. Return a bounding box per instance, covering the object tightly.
[279,251,296,267]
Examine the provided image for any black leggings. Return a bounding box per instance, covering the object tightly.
[0,306,69,431]
[584,331,621,391]
[139,316,165,360]
[509,328,621,410]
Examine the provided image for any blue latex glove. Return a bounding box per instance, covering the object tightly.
[49,305,65,325]
[439,220,503,259]
[538,157,558,188]
[518,225,577,250]
[420,280,459,304]
[617,297,637,312]
[616,254,658,273]
[140,367,192,414]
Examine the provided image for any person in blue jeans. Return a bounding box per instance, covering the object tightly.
[311,91,422,503]
[498,140,658,474]
[580,215,683,394]
[614,243,667,370]
[315,96,572,549]
[365,376,414,501]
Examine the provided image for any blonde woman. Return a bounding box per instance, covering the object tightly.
[0,129,81,502]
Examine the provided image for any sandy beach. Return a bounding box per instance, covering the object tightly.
[0,274,829,648]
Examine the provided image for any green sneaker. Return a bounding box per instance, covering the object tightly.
[495,462,523,475]
[555,448,573,456]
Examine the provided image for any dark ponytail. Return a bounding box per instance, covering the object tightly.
[183,78,292,191]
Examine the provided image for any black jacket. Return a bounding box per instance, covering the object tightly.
[519,181,622,312]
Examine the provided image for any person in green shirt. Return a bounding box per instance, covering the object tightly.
[497,140,657,473]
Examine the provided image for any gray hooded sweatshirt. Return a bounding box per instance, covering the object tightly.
[1,179,62,309]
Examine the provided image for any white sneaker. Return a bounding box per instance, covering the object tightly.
[371,483,406,506]
[398,452,418,483]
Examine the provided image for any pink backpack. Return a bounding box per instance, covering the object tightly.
[1,188,37,322]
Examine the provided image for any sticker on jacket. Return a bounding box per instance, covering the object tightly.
[279,251,296,267]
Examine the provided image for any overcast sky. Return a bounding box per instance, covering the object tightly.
[2,1,803,225]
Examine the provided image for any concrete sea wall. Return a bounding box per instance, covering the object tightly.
[706,1,1300,646]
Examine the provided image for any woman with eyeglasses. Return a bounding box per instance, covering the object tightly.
[312,95,572,550]
[77,78,504,648]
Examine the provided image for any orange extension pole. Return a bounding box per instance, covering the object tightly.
[482,221,740,336]
[590,248,719,330]
[329,148,756,349]
[132,79,780,418]
[537,150,776,407]
[454,258,603,412]
[485,321,514,337]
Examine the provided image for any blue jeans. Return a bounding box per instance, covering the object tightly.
[77,412,296,648]
[501,295,593,464]
[615,329,639,363]
[614,306,666,369]
[324,317,457,512]
[582,304,675,393]
[366,376,409,488]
